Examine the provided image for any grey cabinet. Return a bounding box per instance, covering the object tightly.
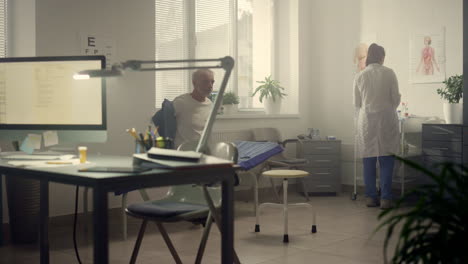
[422,124,464,178]
[297,140,341,194]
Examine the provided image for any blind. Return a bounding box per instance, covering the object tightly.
[154,0,234,107]
[0,0,7,57]
[155,0,189,107]
[195,0,234,92]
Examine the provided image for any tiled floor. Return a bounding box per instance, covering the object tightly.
[0,193,399,263]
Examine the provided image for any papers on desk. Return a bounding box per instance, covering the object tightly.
[1,154,75,160]
[1,153,78,168]
[7,158,81,168]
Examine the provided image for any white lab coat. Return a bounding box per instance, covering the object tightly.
[353,63,401,158]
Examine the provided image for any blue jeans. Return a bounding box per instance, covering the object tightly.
[363,156,394,200]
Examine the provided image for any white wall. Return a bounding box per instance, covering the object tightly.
[299,0,362,184]
[7,0,36,57]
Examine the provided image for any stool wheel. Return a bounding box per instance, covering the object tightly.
[283,234,289,243]
[255,224,260,233]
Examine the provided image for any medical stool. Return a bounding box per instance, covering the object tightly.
[255,169,317,243]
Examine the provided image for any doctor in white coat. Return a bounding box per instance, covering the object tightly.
[353,43,401,209]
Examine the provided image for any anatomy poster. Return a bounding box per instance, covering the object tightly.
[410,28,446,83]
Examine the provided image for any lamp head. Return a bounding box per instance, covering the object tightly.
[73,65,123,79]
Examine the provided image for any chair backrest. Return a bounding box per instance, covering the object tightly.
[252,127,282,143]
[164,141,237,205]
[252,127,300,160]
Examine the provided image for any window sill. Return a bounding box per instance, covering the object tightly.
[216,113,300,119]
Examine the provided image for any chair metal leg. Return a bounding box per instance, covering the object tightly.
[122,193,128,240]
[155,222,183,264]
[83,187,89,233]
[122,189,149,241]
[312,209,317,233]
[202,186,241,264]
[130,220,147,264]
[138,189,150,201]
[300,178,310,201]
[282,179,289,243]
[252,172,258,216]
[254,172,260,232]
[195,211,214,264]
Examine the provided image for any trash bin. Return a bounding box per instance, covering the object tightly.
[5,176,40,244]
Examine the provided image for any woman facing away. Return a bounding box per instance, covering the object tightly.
[416,36,440,75]
[353,43,401,209]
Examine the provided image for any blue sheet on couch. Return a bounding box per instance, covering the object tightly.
[235,141,283,170]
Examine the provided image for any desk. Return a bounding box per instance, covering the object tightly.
[0,155,236,264]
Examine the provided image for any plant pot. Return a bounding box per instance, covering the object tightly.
[443,102,463,124]
[222,104,238,115]
[264,97,281,114]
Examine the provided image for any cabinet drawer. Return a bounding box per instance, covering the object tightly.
[464,146,468,165]
[301,141,341,155]
[422,124,462,142]
[302,167,339,179]
[301,177,339,193]
[422,141,462,157]
[463,127,468,145]
[424,155,462,165]
[303,154,340,168]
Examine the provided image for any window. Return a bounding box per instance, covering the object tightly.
[0,0,7,57]
[155,0,297,114]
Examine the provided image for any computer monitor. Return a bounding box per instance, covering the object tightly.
[0,56,107,148]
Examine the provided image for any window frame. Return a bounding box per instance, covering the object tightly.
[154,0,299,114]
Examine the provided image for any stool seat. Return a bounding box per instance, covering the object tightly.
[262,169,309,179]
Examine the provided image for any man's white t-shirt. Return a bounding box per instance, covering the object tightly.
[173,93,212,148]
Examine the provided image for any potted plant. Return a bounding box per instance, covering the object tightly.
[222,92,240,115]
[376,157,468,263]
[436,74,463,124]
[252,75,287,114]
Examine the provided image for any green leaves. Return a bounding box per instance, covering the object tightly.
[222,92,240,105]
[252,75,287,103]
[376,156,468,264]
[436,74,463,104]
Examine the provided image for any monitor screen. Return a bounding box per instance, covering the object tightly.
[0,56,106,129]
[0,56,107,146]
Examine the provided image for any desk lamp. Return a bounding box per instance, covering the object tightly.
[74,56,235,153]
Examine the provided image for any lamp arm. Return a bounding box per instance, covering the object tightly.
[196,56,234,153]
[121,57,233,72]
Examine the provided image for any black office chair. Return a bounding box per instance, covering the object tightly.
[125,142,241,264]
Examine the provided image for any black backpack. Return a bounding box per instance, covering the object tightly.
[151,99,176,139]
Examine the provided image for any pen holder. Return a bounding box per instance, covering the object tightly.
[155,137,174,150]
[135,140,146,154]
